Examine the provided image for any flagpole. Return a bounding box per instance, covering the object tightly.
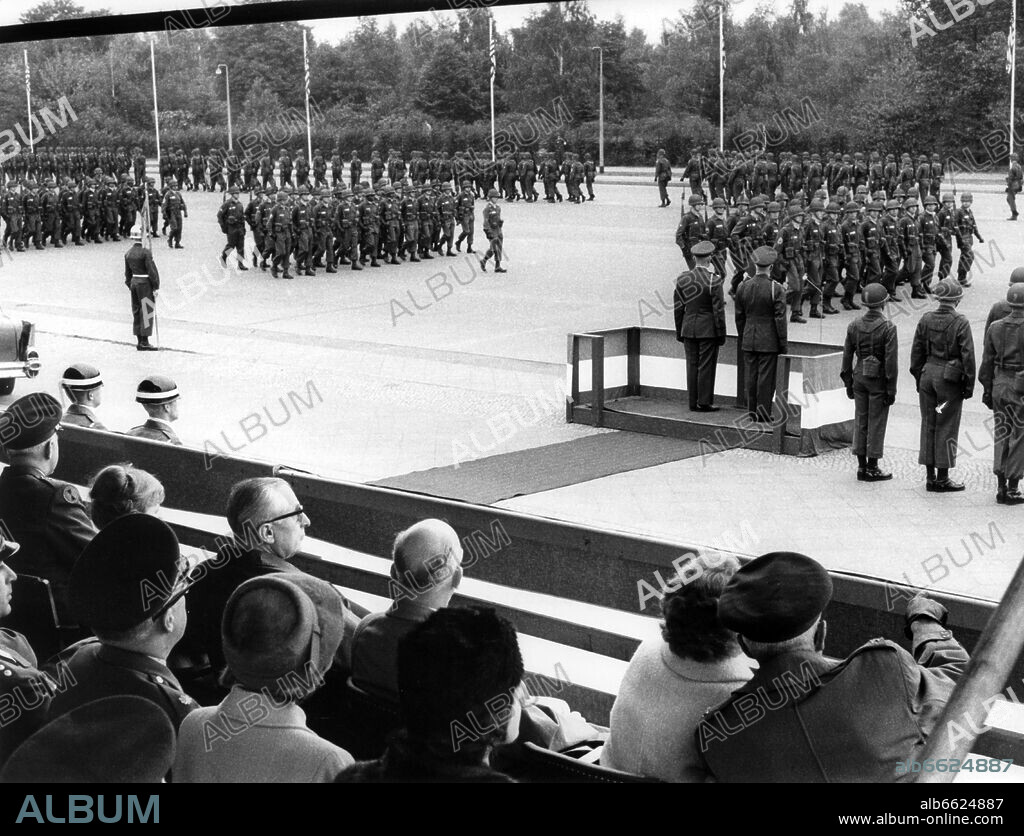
[719,3,724,152]
[489,17,496,162]
[1012,0,1018,160]
[150,38,161,175]
[24,50,33,152]
[303,29,313,162]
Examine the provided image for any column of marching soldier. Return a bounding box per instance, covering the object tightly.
[669,146,1024,505]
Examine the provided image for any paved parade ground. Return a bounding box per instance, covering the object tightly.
[1,179,1022,603]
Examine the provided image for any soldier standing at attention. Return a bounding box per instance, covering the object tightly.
[655,148,672,208]
[954,192,983,287]
[980,284,1024,504]
[350,151,362,190]
[1007,152,1023,221]
[124,228,160,351]
[910,279,976,493]
[841,284,897,482]
[218,185,248,271]
[674,240,726,412]
[126,376,182,445]
[479,189,505,273]
[676,194,706,269]
[735,247,787,424]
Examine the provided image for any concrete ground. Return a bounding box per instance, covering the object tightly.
[1,178,1021,602]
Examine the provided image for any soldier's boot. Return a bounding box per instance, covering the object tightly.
[220,251,229,267]
[370,256,381,267]
[351,259,363,271]
[494,263,506,273]
[421,250,434,259]
[862,458,892,482]
[252,251,258,267]
[237,259,249,271]
[808,306,823,319]
[455,236,463,251]
[53,239,64,249]
[326,265,337,273]
[338,255,351,265]
[790,309,807,324]
[305,268,315,276]
[446,245,455,256]
[822,302,839,315]
[389,254,399,265]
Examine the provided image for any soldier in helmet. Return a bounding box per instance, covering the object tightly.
[292,186,314,275]
[802,199,826,319]
[775,205,808,323]
[841,283,897,482]
[455,179,475,254]
[268,191,294,279]
[897,198,925,299]
[655,148,672,208]
[479,188,505,273]
[676,194,706,270]
[839,202,864,311]
[727,195,757,292]
[954,192,983,286]
[859,201,884,296]
[218,185,248,271]
[821,202,843,315]
[985,267,1024,333]
[918,195,940,294]
[980,282,1024,504]
[162,182,187,249]
[1007,151,1023,221]
[705,197,730,280]
[915,155,931,205]
[936,193,957,279]
[437,182,457,256]
[910,279,976,492]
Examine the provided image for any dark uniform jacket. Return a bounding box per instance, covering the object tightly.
[49,640,196,732]
[980,314,1024,393]
[735,275,787,353]
[61,404,106,430]
[674,266,726,342]
[0,629,56,770]
[126,419,181,446]
[0,466,96,625]
[124,244,159,289]
[334,732,515,783]
[985,300,1013,335]
[841,310,898,400]
[910,309,976,396]
[698,623,969,783]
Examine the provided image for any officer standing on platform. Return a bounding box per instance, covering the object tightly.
[841,284,897,482]
[674,240,726,413]
[126,376,182,445]
[980,284,1024,505]
[60,363,106,429]
[218,185,248,271]
[910,279,976,493]
[124,227,160,351]
[735,246,788,424]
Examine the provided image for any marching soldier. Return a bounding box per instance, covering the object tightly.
[655,149,673,208]
[821,202,843,315]
[294,151,310,189]
[437,182,457,256]
[910,279,976,493]
[980,284,1024,504]
[60,363,106,430]
[802,199,825,319]
[260,151,275,190]
[279,148,293,188]
[349,151,362,190]
[918,195,940,294]
[359,183,381,268]
[126,375,182,445]
[292,186,314,276]
[859,200,884,295]
[217,185,248,270]
[416,184,434,260]
[479,188,505,273]
[59,178,83,246]
[674,240,726,412]
[312,148,327,189]
[583,152,596,200]
[1007,152,1023,221]
[340,184,361,270]
[313,187,337,272]
[936,192,956,279]
[728,196,758,293]
[705,198,730,280]
[735,246,787,424]
[455,179,475,254]
[124,228,160,351]
[879,199,901,300]
[380,185,401,265]
[954,192,983,287]
[775,205,807,323]
[676,194,706,269]
[370,150,384,185]
[399,183,420,262]
[268,191,293,279]
[897,198,925,299]
[841,283,897,482]
[162,182,186,249]
[244,187,264,268]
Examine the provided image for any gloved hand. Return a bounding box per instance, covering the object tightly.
[983,391,993,410]
[904,593,948,639]
[884,393,896,406]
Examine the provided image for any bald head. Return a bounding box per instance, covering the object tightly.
[390,519,463,606]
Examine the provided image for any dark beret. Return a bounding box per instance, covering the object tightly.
[692,240,716,258]
[0,393,62,451]
[0,696,174,783]
[718,552,833,642]
[70,514,187,632]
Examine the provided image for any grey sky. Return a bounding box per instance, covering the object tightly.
[0,1,895,45]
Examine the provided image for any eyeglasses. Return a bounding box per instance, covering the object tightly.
[257,505,305,527]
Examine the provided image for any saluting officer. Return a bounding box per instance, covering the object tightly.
[674,240,726,412]
[979,284,1024,505]
[841,283,897,482]
[60,363,106,430]
[124,227,160,351]
[910,279,976,493]
[126,376,182,445]
[735,246,788,424]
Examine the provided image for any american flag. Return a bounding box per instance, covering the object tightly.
[489,20,496,84]
[1009,0,1017,76]
[23,50,30,98]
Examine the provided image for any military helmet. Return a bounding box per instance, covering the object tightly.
[788,206,805,220]
[1008,285,1024,307]
[229,185,239,194]
[777,192,789,202]
[320,187,331,196]
[933,278,964,302]
[737,195,750,206]
[1010,267,1024,284]
[941,192,955,203]
[855,185,868,195]
[298,186,309,195]
[844,203,861,213]
[961,192,974,203]
[749,196,765,209]
[836,185,848,197]
[441,182,452,190]
[814,189,828,200]
[903,198,919,210]
[826,202,841,213]
[872,190,887,201]
[688,194,704,206]
[867,201,883,212]
[276,192,288,202]
[923,194,938,207]
[861,283,888,307]
[885,199,900,210]
[809,198,825,212]
[712,197,726,209]
[767,201,781,213]
[487,188,500,198]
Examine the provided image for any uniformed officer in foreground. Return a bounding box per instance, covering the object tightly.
[841,284,897,482]
[697,552,969,782]
[124,227,160,351]
[0,535,58,772]
[675,240,726,412]
[48,514,197,732]
[60,363,107,429]
[0,393,96,626]
[127,375,182,445]
[910,279,976,492]
[980,284,1024,505]
[735,246,787,424]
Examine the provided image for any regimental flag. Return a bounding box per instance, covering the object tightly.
[489,19,496,84]
[1009,0,1017,76]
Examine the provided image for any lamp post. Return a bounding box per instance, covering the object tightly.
[215,63,232,151]
[591,46,604,173]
